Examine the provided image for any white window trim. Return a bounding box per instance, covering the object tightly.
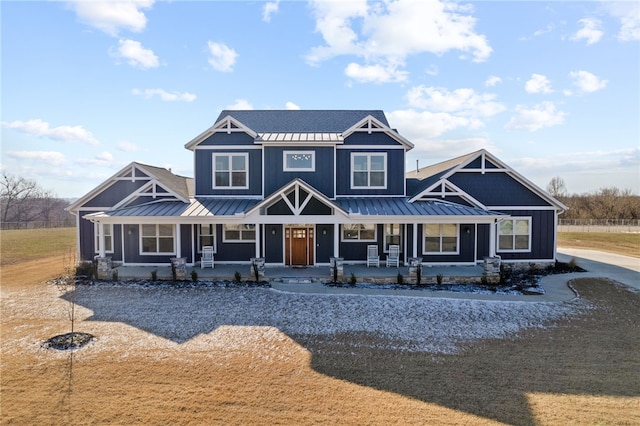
[350,152,387,189]
[283,150,315,172]
[139,224,176,255]
[497,217,532,253]
[212,152,249,189]
[94,223,114,253]
[384,224,402,253]
[341,224,377,242]
[197,224,217,253]
[223,224,256,243]
[423,223,460,255]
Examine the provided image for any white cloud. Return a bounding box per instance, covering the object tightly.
[406,86,506,117]
[207,41,238,72]
[603,2,640,42]
[132,88,196,102]
[226,99,253,110]
[2,119,99,145]
[285,102,300,110]
[67,0,154,36]
[484,75,502,87]
[77,151,114,166]
[569,70,608,93]
[525,74,553,94]
[117,141,140,152]
[570,18,604,45]
[407,137,495,162]
[387,109,483,140]
[505,102,566,132]
[262,0,280,23]
[306,0,491,82]
[112,39,159,69]
[345,62,408,83]
[7,151,67,167]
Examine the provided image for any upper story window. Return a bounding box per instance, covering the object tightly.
[213,153,248,189]
[284,151,315,171]
[351,153,386,189]
[424,224,459,254]
[140,224,175,254]
[498,218,531,252]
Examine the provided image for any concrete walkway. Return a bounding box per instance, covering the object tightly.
[271,249,639,302]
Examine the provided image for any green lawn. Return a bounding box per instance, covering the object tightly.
[0,227,76,266]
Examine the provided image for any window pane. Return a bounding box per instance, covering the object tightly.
[425,237,440,252]
[225,230,240,240]
[353,155,367,171]
[286,153,313,169]
[499,235,513,250]
[425,224,439,237]
[342,224,359,240]
[103,225,112,236]
[158,224,173,236]
[515,220,529,235]
[141,224,155,236]
[442,224,458,237]
[142,237,157,253]
[200,236,214,248]
[158,237,173,252]
[515,235,529,250]
[215,171,229,187]
[231,171,246,186]
[360,229,375,240]
[370,171,385,186]
[215,156,229,170]
[370,155,384,170]
[353,171,368,187]
[104,238,112,252]
[499,221,513,235]
[442,237,457,252]
[242,230,256,240]
[231,155,245,171]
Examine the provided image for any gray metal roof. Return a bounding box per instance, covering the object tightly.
[94,198,259,218]
[257,132,343,143]
[336,198,501,217]
[216,110,390,133]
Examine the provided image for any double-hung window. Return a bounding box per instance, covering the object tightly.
[213,153,248,188]
[424,224,459,254]
[94,223,113,253]
[342,224,376,241]
[498,218,531,252]
[197,224,216,253]
[351,153,386,189]
[223,224,256,242]
[284,151,315,171]
[140,224,175,254]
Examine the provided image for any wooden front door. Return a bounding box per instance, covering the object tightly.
[286,227,314,266]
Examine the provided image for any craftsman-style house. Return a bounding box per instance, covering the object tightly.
[67,110,566,269]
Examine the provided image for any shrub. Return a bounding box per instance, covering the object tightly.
[191,270,198,282]
[171,264,177,281]
[349,272,357,286]
[436,273,443,285]
[396,273,404,284]
[416,263,422,286]
[234,271,242,283]
[75,261,95,279]
[111,269,118,281]
[151,270,157,281]
[481,274,489,286]
[568,257,578,270]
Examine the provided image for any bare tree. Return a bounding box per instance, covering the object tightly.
[1,173,42,223]
[547,176,567,198]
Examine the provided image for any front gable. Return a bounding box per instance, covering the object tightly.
[185,115,258,150]
[343,115,414,149]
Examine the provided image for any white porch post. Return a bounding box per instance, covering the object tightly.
[334,223,340,257]
[255,223,261,258]
[412,223,418,258]
[98,222,106,258]
[175,223,182,258]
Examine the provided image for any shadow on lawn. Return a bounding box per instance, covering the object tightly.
[62,279,639,425]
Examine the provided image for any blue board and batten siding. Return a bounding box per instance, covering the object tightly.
[194,149,262,196]
[82,180,149,208]
[263,146,335,197]
[336,149,405,196]
[448,173,550,206]
[497,210,556,261]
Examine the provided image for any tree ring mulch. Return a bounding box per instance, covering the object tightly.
[43,332,94,350]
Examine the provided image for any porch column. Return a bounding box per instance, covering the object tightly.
[489,220,497,257]
[175,223,182,258]
[255,223,261,258]
[412,223,418,258]
[98,222,106,258]
[334,223,340,257]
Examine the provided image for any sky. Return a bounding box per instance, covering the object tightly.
[2,0,639,199]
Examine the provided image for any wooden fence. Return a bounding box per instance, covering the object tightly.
[0,220,75,230]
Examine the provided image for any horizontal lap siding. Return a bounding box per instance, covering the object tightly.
[264,146,334,197]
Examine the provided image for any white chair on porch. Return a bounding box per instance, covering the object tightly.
[386,245,400,267]
[201,246,214,268]
[366,245,379,267]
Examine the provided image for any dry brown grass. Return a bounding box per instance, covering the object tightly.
[0,227,75,266]
[558,231,640,258]
[2,257,639,425]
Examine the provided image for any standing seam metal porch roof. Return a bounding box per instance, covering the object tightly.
[85,196,502,220]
